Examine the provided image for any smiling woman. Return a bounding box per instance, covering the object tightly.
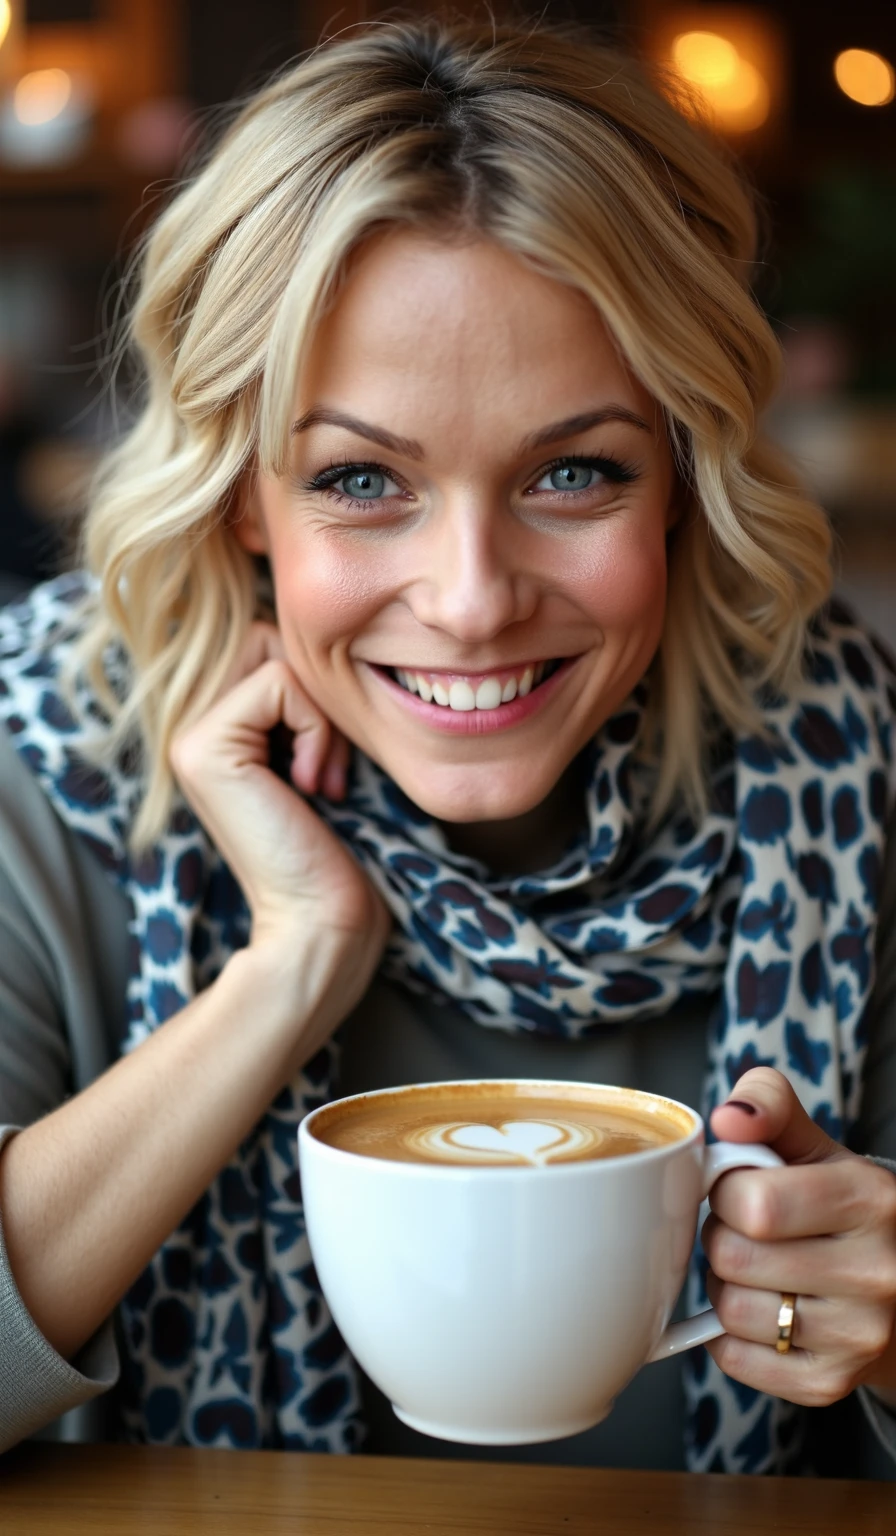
[76,19,830,849]
[1,12,896,1486]
[233,232,676,845]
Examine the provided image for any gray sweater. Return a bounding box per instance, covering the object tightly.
[1,721,895,1475]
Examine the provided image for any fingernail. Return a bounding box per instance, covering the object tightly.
[726,1099,757,1116]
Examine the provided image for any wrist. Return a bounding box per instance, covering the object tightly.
[228,927,342,1011]
[220,929,349,1066]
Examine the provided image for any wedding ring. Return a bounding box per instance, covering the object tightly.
[775,1293,797,1354]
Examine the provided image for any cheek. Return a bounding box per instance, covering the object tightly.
[557,523,668,634]
[267,534,387,656]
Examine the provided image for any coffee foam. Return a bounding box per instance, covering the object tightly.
[310,1081,693,1168]
[409,1118,602,1167]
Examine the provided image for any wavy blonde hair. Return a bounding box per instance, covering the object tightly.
[77,12,832,849]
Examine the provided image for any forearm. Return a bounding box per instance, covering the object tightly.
[0,939,339,1363]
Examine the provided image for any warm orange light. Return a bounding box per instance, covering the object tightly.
[671,29,770,131]
[672,31,739,88]
[0,0,12,50]
[834,48,895,107]
[13,68,72,126]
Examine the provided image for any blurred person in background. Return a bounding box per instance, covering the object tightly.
[1,15,895,1481]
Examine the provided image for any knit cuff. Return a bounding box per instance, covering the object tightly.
[0,1126,120,1455]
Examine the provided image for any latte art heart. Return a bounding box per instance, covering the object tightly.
[407,1118,602,1166]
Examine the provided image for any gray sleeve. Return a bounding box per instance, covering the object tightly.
[0,727,125,1452]
[851,810,896,1461]
[0,1130,119,1455]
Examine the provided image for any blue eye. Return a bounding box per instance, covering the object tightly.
[340,469,386,500]
[303,462,401,506]
[545,464,598,491]
[534,456,638,494]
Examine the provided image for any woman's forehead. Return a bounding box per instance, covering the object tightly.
[292,229,657,431]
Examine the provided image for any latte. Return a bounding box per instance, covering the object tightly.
[310,1082,689,1168]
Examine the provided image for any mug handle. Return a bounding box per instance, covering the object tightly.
[647,1141,784,1362]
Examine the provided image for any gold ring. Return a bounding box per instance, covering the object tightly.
[775,1293,797,1354]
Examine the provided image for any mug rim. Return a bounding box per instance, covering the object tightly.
[299,1077,704,1176]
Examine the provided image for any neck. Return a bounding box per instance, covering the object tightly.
[442,756,588,876]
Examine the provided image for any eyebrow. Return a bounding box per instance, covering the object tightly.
[290,405,652,461]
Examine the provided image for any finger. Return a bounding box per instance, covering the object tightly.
[702,1211,896,1301]
[178,658,330,799]
[219,621,287,695]
[709,1067,843,1165]
[210,645,335,796]
[705,1273,894,1365]
[708,1158,896,1240]
[706,1332,861,1409]
[320,729,351,801]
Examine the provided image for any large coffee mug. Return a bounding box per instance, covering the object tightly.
[298,1079,782,1445]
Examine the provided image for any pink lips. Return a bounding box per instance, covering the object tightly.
[368,657,580,734]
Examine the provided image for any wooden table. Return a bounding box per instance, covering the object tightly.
[2,1443,895,1534]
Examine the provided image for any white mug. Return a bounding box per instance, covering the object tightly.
[298,1079,782,1445]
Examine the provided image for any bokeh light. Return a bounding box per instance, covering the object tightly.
[14,68,73,127]
[834,49,895,108]
[671,29,770,131]
[672,31,739,88]
[0,0,11,51]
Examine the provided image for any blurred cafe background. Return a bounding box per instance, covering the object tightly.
[0,0,894,638]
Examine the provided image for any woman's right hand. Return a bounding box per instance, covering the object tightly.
[169,622,391,1026]
[0,626,392,1376]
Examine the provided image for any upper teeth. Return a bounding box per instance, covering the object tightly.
[394,662,548,710]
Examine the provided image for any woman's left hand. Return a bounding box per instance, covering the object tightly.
[704,1066,896,1407]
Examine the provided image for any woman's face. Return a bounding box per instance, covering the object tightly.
[237,229,677,825]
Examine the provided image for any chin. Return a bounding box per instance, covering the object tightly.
[384,760,564,825]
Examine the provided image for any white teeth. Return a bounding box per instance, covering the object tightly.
[448,680,476,711]
[396,662,555,708]
[475,678,502,710]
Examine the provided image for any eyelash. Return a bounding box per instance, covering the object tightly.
[300,453,640,511]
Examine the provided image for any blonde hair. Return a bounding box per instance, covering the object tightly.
[78,12,832,848]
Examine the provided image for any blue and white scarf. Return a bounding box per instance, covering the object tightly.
[1,572,895,1472]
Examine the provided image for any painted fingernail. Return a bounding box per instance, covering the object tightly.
[726,1100,757,1116]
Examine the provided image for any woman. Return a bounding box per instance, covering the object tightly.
[0,16,895,1478]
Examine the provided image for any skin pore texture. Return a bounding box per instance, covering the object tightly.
[237,229,678,873]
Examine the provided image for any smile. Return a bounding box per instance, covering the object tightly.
[366,656,580,735]
[391,659,561,711]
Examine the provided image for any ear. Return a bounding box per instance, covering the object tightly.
[229,473,269,555]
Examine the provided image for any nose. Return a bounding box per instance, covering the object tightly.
[407,500,538,643]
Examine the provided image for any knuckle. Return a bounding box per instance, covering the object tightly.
[863,1258,896,1305]
[716,1283,749,1333]
[802,1380,838,1409]
[716,1334,749,1378]
[259,657,291,687]
[169,728,200,780]
[712,1228,754,1282]
[857,1313,894,1363]
[823,1368,857,1405]
[801,1366,854,1409]
[740,1181,779,1242]
[869,1169,896,1228]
